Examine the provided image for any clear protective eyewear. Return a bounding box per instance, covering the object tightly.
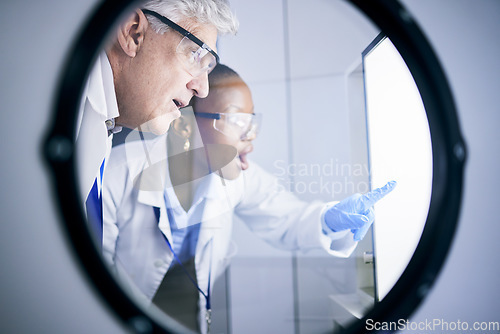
[142,9,220,77]
[194,111,262,141]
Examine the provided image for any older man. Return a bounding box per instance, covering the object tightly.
[76,0,238,244]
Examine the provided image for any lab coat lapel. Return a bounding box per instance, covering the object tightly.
[194,175,243,314]
[135,135,173,242]
[196,174,242,253]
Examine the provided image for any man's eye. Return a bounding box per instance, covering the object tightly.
[199,56,212,68]
[190,48,203,61]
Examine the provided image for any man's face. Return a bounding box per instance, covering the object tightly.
[115,17,218,135]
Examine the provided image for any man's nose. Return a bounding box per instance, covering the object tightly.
[188,71,209,98]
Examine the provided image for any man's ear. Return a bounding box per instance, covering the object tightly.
[116,9,149,58]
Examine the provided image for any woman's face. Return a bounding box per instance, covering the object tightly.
[194,78,256,179]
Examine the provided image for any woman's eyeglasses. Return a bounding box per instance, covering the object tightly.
[194,111,261,141]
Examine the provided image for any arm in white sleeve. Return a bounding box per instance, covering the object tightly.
[235,162,357,257]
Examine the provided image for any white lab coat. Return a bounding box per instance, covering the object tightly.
[102,134,357,332]
[76,52,119,204]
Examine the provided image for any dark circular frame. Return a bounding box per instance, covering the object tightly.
[43,0,466,333]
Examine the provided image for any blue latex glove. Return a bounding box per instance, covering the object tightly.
[324,181,397,241]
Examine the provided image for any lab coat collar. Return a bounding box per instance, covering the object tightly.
[196,172,230,200]
[86,52,119,122]
[136,136,242,206]
[135,136,244,236]
[161,161,236,209]
[198,173,243,229]
[162,173,213,211]
[166,167,242,205]
[75,52,118,201]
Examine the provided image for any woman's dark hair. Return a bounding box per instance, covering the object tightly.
[207,63,240,88]
[191,63,242,108]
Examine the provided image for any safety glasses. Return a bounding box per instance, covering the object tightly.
[142,9,220,77]
[194,111,262,141]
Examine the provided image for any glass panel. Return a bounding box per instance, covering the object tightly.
[216,0,432,332]
[74,1,433,333]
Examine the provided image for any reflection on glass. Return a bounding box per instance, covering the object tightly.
[73,1,239,332]
[363,35,432,301]
[217,1,432,333]
[101,64,385,334]
[75,0,434,333]
[102,66,253,333]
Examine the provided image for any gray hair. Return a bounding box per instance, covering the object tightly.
[141,0,239,36]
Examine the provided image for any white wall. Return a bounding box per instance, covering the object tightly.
[0,0,499,333]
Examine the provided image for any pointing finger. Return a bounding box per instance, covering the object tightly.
[361,180,397,209]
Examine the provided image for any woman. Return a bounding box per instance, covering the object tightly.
[102,64,394,333]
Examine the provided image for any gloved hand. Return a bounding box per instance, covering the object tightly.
[324,181,397,241]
